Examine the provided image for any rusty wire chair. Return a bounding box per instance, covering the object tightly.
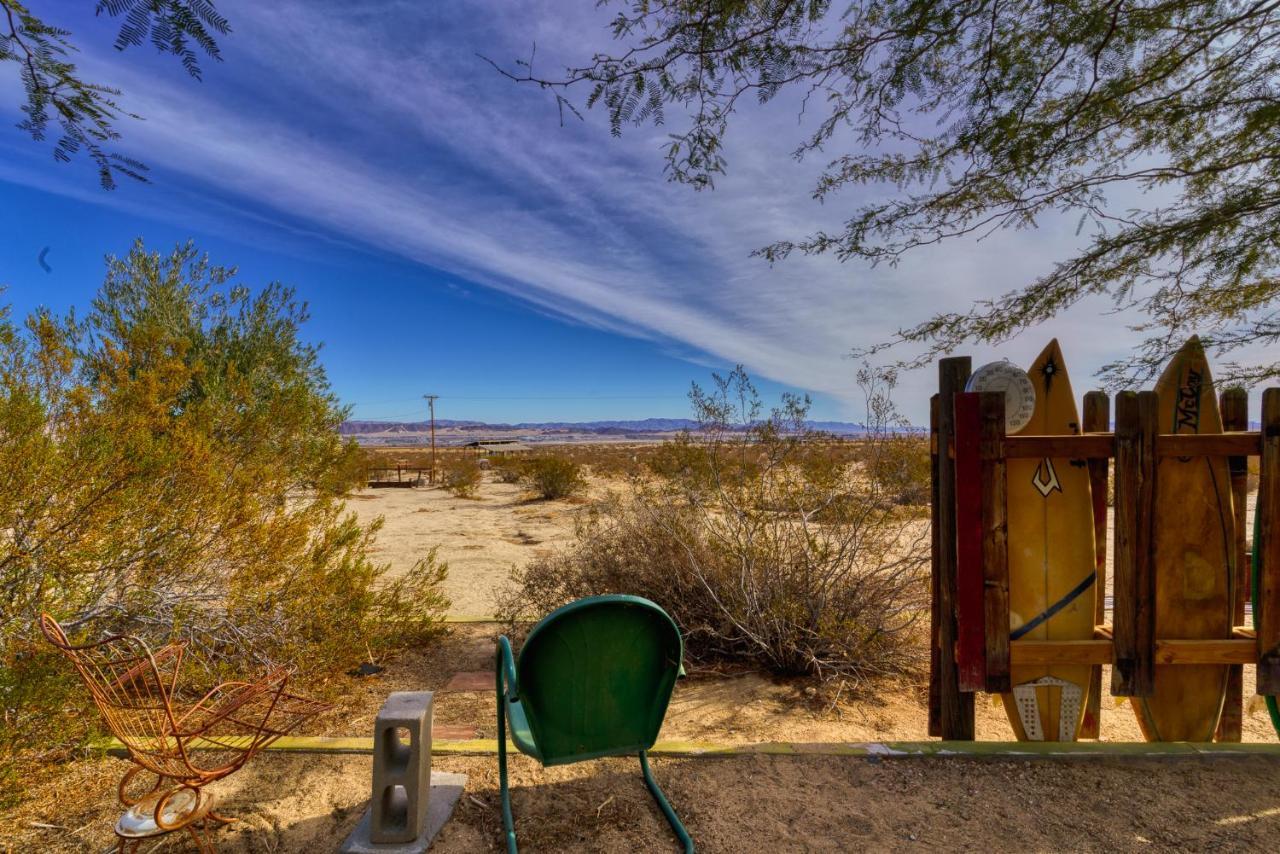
[39,613,331,852]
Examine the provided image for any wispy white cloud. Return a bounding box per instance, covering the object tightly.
[7,0,1260,418]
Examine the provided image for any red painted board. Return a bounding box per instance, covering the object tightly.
[954,392,986,692]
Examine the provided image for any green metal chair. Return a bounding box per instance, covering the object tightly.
[496,594,693,853]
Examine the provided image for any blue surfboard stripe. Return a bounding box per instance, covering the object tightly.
[1010,571,1097,641]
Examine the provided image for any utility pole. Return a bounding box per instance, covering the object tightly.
[424,395,439,484]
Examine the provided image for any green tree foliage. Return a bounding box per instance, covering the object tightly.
[0,240,448,785]
[498,0,1280,384]
[0,1,229,187]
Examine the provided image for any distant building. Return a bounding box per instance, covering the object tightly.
[463,440,532,456]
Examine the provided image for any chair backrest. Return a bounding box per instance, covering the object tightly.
[38,614,187,776]
[516,595,683,766]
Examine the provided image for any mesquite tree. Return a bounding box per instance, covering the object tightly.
[0,241,448,776]
[496,0,1280,384]
[1,0,230,187]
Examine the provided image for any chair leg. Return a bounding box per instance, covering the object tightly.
[639,750,694,853]
[497,649,518,854]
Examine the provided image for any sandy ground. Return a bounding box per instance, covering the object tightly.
[5,469,1275,851]
[10,749,1280,852]
[7,624,1280,852]
[344,476,614,617]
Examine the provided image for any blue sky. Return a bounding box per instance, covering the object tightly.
[1,2,1267,424]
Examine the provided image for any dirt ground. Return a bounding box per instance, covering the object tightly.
[344,475,616,617]
[4,468,1275,852]
[9,749,1280,852]
[6,624,1280,852]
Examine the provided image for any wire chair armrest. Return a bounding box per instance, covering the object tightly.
[174,667,292,733]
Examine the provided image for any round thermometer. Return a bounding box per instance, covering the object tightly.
[965,360,1037,433]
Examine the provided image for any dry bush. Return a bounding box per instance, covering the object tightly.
[490,456,527,484]
[567,444,660,479]
[522,455,585,499]
[499,366,929,686]
[0,242,449,802]
[441,457,482,498]
[646,433,712,486]
[864,434,931,507]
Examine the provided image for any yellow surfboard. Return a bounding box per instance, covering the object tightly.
[998,340,1098,741]
[1133,336,1235,741]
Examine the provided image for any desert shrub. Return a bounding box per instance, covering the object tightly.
[500,366,929,686]
[865,435,931,507]
[522,455,584,499]
[570,444,654,479]
[646,433,713,488]
[441,457,482,498]
[0,241,449,800]
[490,456,527,484]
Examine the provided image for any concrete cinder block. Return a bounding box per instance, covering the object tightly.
[371,691,433,844]
[340,772,467,854]
[340,691,466,853]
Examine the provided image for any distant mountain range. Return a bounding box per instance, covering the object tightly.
[339,417,877,446]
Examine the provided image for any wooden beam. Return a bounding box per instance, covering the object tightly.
[1157,433,1261,458]
[1003,434,1113,459]
[980,391,1011,694]
[953,393,986,692]
[1014,640,1111,665]
[1012,639,1257,666]
[936,358,975,739]
[1217,387,1249,742]
[1112,391,1158,696]
[1257,389,1280,694]
[1001,432,1262,460]
[1082,390,1110,738]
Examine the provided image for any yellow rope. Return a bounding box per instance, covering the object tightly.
[89,736,1280,758]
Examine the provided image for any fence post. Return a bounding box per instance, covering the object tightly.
[979,391,1010,694]
[1257,389,1280,694]
[1081,390,1110,737]
[1217,388,1249,741]
[954,393,986,692]
[1112,391,1158,697]
[936,357,975,739]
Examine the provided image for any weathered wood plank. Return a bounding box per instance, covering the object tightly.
[1081,390,1109,738]
[1012,639,1257,666]
[1158,432,1261,458]
[954,393,986,692]
[1001,432,1260,459]
[936,358,975,738]
[1003,434,1113,459]
[928,394,942,737]
[1217,388,1248,741]
[1111,391,1158,696]
[1257,389,1280,694]
[979,391,1011,694]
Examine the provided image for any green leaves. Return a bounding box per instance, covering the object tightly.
[0,241,448,790]
[2,1,229,187]
[517,0,1280,383]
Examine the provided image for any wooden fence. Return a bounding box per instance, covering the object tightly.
[929,355,1279,741]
